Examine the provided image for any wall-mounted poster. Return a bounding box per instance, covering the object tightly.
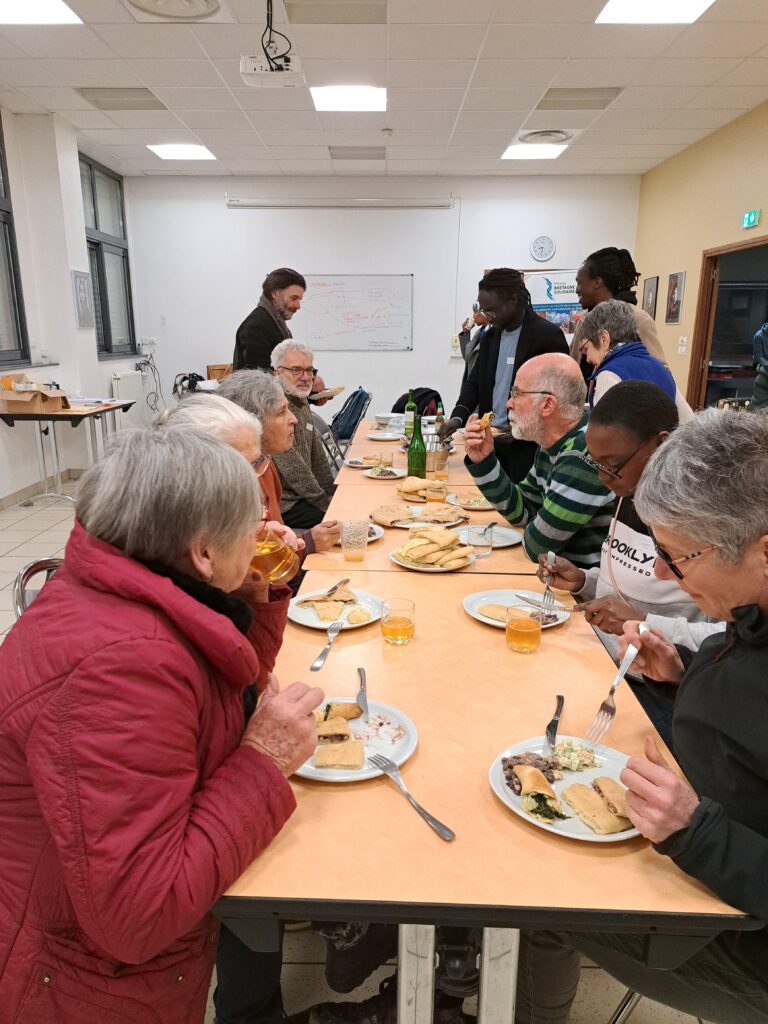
[526,270,582,342]
[642,276,658,320]
[72,270,94,330]
[664,271,685,325]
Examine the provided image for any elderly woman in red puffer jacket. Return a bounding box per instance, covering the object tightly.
[0,427,323,1024]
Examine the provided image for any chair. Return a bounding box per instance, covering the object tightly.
[329,387,372,460]
[206,363,233,381]
[606,990,702,1024]
[13,558,63,619]
[311,411,343,473]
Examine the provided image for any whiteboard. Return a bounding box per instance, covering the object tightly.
[299,275,412,351]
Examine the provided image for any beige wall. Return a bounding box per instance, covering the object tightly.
[635,101,768,395]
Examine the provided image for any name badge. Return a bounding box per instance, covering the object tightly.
[506,356,515,365]
[306,422,314,431]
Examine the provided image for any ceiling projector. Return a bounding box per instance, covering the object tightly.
[239,53,305,88]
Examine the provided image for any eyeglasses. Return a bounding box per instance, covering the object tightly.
[648,529,716,580]
[509,387,555,401]
[251,453,272,477]
[277,365,316,379]
[580,438,649,481]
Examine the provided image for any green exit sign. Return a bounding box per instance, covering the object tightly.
[742,208,761,229]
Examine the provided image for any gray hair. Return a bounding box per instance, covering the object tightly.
[528,361,587,418]
[218,369,286,422]
[155,392,261,445]
[580,299,638,348]
[635,408,768,564]
[270,339,313,369]
[76,427,262,565]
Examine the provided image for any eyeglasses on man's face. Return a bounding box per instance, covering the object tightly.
[251,453,272,477]
[277,365,316,379]
[648,528,717,581]
[580,437,649,481]
[509,387,555,402]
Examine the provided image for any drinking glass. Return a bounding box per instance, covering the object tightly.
[466,524,492,559]
[378,451,393,468]
[425,482,447,503]
[340,520,369,562]
[381,599,415,645]
[505,607,541,654]
[250,526,301,584]
[432,449,449,481]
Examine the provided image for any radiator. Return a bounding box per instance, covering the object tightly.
[111,370,147,430]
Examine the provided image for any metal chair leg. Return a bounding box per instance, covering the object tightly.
[606,988,642,1024]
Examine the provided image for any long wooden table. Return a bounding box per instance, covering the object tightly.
[218,421,756,1024]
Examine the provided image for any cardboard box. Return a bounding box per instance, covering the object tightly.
[0,373,69,415]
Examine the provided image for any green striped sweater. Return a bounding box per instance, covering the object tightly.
[465,414,614,568]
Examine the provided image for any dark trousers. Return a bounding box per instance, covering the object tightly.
[283,498,328,530]
[213,924,284,1024]
[515,928,768,1024]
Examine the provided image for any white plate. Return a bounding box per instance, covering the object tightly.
[374,413,397,423]
[393,508,466,529]
[297,700,418,783]
[363,467,407,480]
[488,735,639,842]
[366,432,404,442]
[389,550,476,573]
[344,458,368,469]
[453,526,522,548]
[463,589,570,629]
[288,588,382,631]
[446,492,494,511]
[334,524,385,546]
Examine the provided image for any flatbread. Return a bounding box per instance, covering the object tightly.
[371,503,414,527]
[592,777,629,819]
[316,717,350,743]
[397,476,429,495]
[561,784,632,835]
[314,739,365,770]
[317,702,363,721]
[477,603,508,622]
[420,503,468,524]
[313,600,345,622]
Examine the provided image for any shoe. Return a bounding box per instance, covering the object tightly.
[294,974,397,1024]
[323,923,398,993]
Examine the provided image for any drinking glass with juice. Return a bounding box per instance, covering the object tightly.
[340,520,369,562]
[505,607,541,654]
[381,599,415,645]
[250,526,300,584]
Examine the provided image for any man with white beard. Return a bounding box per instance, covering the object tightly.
[271,340,336,529]
[463,352,613,568]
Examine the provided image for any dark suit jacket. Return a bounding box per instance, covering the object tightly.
[449,311,569,481]
[233,306,285,371]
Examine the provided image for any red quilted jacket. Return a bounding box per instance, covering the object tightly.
[0,521,295,1024]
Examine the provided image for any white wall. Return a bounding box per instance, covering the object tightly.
[126,174,640,415]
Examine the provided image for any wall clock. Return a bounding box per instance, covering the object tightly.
[530,235,556,262]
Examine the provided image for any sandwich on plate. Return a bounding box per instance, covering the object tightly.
[512,765,568,822]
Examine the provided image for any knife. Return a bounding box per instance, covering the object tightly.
[546,694,565,755]
[356,667,369,716]
[514,592,568,613]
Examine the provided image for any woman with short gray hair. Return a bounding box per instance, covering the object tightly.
[515,408,768,1024]
[580,298,692,421]
[0,426,323,1024]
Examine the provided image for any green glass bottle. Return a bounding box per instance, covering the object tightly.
[404,387,417,439]
[407,413,427,479]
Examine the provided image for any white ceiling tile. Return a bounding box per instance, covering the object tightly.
[388,60,475,89]
[107,109,185,128]
[385,159,441,173]
[230,86,314,109]
[0,59,58,87]
[462,87,546,111]
[660,107,747,128]
[388,24,485,60]
[43,59,143,87]
[577,25,686,59]
[380,146,445,159]
[590,108,670,129]
[669,22,768,59]
[493,0,605,22]
[127,158,221,171]
[83,128,197,145]
[332,159,386,174]
[166,107,244,130]
[228,0,282,21]
[219,160,280,172]
[276,160,333,173]
[574,128,710,146]
[209,146,273,159]
[288,24,386,59]
[191,24,275,59]
[600,158,659,171]
[550,59,649,88]
[92,24,201,59]
[57,108,117,129]
[385,129,451,147]
[443,147,503,160]
[640,58,743,86]
[64,0,135,22]
[152,87,239,110]
[2,26,114,59]
[316,112,385,130]
[0,33,39,60]
[302,58,387,87]
[716,59,768,86]
[250,109,320,129]
[686,84,768,108]
[269,145,332,158]
[481,23,588,60]
[321,129,389,145]
[385,109,457,129]
[611,86,705,109]
[194,128,266,146]
[0,88,44,112]
[448,129,516,147]
[258,129,325,146]
[700,0,768,19]
[520,109,600,130]
[388,0,495,23]
[13,86,93,109]
[470,60,562,89]
[453,108,527,131]
[387,87,465,110]
[125,59,222,88]
[211,59,257,89]
[105,144,164,159]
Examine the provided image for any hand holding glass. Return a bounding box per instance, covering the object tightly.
[250,525,301,584]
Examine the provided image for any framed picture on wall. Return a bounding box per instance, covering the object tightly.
[664,271,685,325]
[642,276,659,319]
[72,270,95,330]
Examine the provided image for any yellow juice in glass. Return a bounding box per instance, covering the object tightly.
[343,548,366,563]
[381,615,415,644]
[505,610,541,653]
[250,529,300,584]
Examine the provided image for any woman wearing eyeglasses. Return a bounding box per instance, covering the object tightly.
[516,407,768,1024]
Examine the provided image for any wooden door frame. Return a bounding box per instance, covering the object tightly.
[687,232,768,408]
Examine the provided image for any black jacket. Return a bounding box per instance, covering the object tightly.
[233,306,285,371]
[656,606,768,922]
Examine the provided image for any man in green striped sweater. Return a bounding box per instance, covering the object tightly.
[465,352,613,568]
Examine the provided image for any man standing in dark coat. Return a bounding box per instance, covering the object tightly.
[233,267,306,372]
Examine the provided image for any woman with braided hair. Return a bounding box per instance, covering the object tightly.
[570,246,665,378]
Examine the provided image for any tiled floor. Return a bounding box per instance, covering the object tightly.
[1,487,708,1024]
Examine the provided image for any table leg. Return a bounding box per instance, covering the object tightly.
[101,413,109,448]
[21,422,74,506]
[477,928,519,1024]
[398,924,436,1024]
[87,418,99,463]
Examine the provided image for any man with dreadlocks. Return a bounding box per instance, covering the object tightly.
[440,268,568,481]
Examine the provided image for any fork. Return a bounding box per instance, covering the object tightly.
[584,623,650,745]
[542,550,556,619]
[367,754,455,841]
[309,620,345,672]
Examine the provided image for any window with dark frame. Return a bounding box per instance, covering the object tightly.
[79,154,136,358]
[0,114,30,365]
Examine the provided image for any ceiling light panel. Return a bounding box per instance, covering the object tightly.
[328,145,385,159]
[310,85,387,111]
[78,87,167,110]
[147,143,216,159]
[501,144,568,160]
[596,0,716,24]
[0,0,81,23]
[538,87,623,110]
[285,0,386,24]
